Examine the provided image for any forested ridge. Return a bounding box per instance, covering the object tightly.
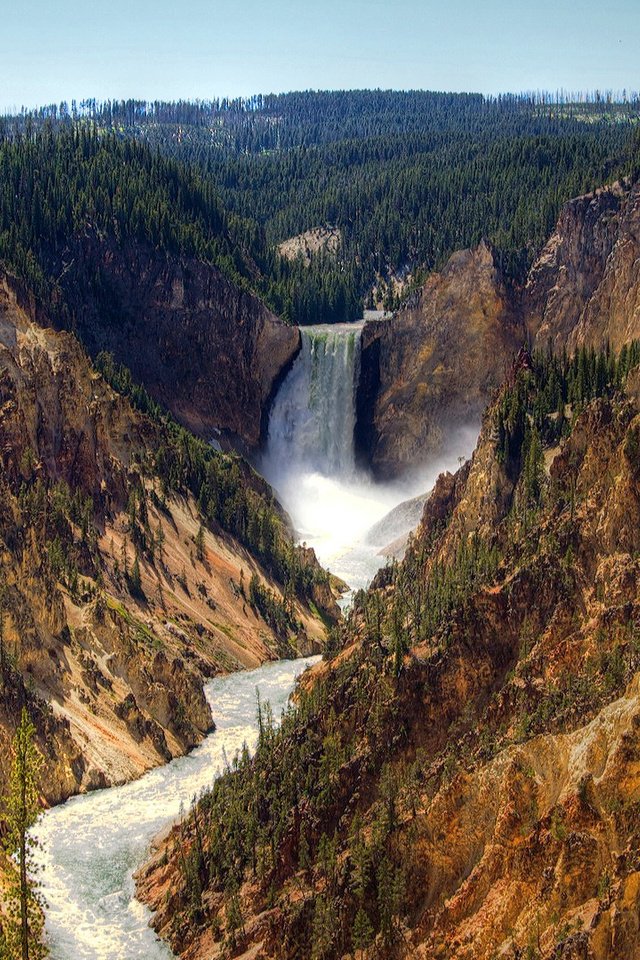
[3,90,640,324]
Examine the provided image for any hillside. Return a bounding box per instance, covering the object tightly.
[0,272,333,806]
[0,109,637,481]
[6,93,640,324]
[1,95,640,959]
[138,339,640,959]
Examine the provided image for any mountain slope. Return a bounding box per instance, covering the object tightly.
[138,345,640,960]
[357,178,640,480]
[7,94,639,325]
[0,272,332,805]
[55,229,300,448]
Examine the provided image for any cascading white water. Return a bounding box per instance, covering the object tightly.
[260,320,411,589]
[261,320,479,592]
[264,321,363,480]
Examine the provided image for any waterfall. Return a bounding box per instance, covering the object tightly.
[263,321,364,481]
[259,318,417,589]
[259,319,476,590]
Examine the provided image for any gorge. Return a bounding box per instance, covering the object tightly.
[1,91,640,960]
[29,314,482,958]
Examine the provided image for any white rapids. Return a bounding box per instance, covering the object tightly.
[32,656,319,960]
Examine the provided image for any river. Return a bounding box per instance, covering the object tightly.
[33,656,319,960]
[33,321,473,957]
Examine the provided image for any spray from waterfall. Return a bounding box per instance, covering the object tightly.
[260,319,398,587]
[260,319,477,590]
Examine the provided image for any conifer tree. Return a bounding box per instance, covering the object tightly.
[0,708,47,960]
[352,907,374,958]
[195,523,205,562]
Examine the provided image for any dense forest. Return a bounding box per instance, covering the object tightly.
[2,91,640,324]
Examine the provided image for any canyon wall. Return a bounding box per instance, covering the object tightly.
[525,182,640,353]
[357,242,521,479]
[56,232,300,449]
[139,352,640,960]
[0,273,328,805]
[358,181,640,479]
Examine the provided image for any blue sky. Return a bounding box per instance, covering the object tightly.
[2,0,639,110]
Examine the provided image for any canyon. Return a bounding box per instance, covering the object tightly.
[134,179,640,960]
[0,272,332,807]
[0,107,639,960]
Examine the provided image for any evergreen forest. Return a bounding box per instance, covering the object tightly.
[2,90,640,324]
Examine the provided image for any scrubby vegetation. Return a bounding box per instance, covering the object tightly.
[152,340,640,959]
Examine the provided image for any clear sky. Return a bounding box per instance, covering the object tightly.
[2,0,639,111]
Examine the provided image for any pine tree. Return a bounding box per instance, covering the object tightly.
[311,895,337,960]
[224,887,244,952]
[128,553,143,597]
[523,427,544,507]
[0,708,47,960]
[352,907,374,958]
[195,523,205,562]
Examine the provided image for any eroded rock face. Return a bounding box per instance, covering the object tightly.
[524,182,640,353]
[0,274,327,805]
[356,242,521,479]
[357,182,640,480]
[55,232,300,449]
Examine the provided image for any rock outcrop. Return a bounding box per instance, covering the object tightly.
[525,181,640,353]
[54,232,300,449]
[356,242,521,479]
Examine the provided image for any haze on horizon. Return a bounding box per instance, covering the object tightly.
[2,0,639,113]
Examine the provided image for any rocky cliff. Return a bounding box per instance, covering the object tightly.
[138,346,640,960]
[0,272,330,806]
[54,231,300,449]
[356,242,521,479]
[525,181,640,354]
[357,181,640,481]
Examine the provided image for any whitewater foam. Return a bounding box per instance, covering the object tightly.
[32,657,319,960]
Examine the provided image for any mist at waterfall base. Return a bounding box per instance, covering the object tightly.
[260,322,478,591]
